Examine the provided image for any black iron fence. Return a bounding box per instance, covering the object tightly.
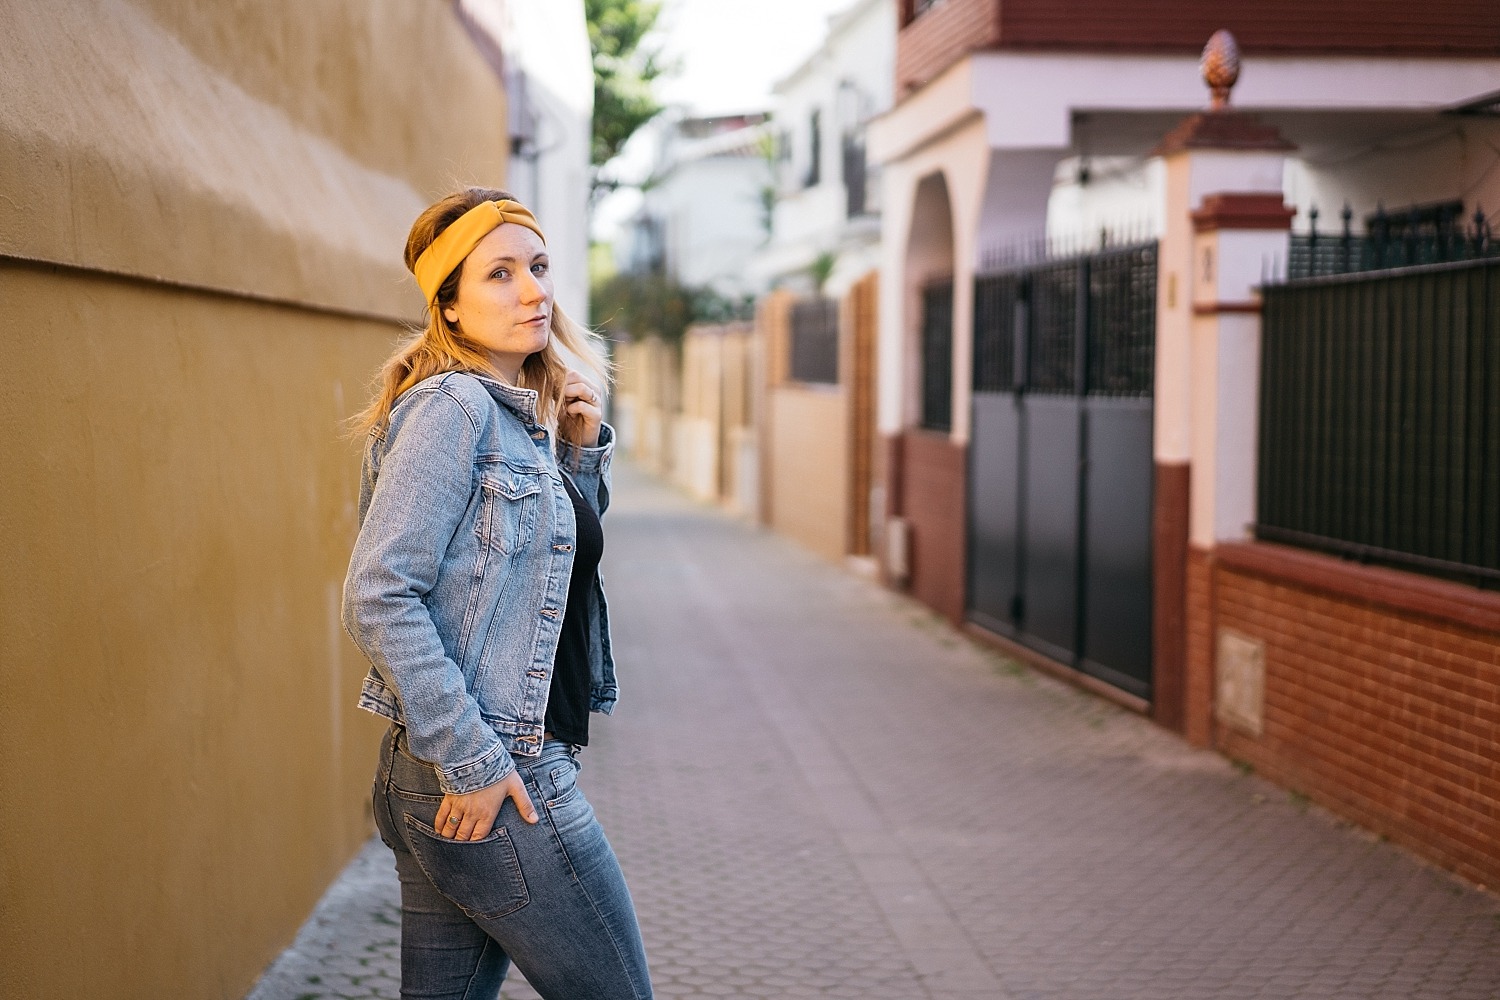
[972,242,1157,396]
[789,298,839,384]
[973,273,1022,391]
[919,282,953,431]
[1289,202,1497,280]
[1259,256,1500,587]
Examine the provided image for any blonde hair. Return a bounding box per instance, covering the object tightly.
[353,187,612,441]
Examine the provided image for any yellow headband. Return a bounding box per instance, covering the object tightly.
[413,199,547,305]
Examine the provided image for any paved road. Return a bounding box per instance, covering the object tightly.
[249,461,1500,1000]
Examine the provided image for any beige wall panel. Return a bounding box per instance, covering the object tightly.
[0,263,394,999]
[133,0,509,195]
[0,0,508,318]
[768,387,850,562]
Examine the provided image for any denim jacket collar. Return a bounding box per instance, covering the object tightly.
[468,372,541,426]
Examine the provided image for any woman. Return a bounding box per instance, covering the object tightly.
[342,187,652,1000]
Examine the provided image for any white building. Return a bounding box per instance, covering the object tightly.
[617,110,773,300]
[462,0,593,319]
[751,0,897,297]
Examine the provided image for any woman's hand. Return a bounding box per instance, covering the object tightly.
[559,369,603,448]
[434,769,539,841]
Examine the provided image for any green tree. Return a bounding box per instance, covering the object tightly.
[591,272,753,344]
[587,0,667,189]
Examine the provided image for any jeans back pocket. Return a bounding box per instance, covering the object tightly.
[402,814,531,920]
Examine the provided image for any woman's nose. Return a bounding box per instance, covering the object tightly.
[518,272,546,305]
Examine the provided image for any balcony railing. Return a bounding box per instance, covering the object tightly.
[1289,202,1497,280]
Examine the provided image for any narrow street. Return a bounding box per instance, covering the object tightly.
[250,461,1500,1000]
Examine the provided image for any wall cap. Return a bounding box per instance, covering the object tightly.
[1192,192,1296,231]
[1215,541,1500,635]
[1153,109,1296,156]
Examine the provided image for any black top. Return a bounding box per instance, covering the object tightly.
[543,472,604,746]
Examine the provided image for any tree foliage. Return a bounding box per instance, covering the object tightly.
[586,0,667,172]
[591,272,754,344]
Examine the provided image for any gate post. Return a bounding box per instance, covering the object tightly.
[1148,31,1294,746]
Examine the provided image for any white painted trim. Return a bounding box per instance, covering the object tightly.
[871,50,1500,163]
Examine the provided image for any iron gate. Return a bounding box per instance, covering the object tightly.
[967,242,1157,699]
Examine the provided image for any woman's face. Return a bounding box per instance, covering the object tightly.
[442,222,553,382]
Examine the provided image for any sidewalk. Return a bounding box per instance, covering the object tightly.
[249,460,1500,1000]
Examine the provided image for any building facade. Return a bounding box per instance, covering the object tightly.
[746,0,896,563]
[872,0,1500,886]
[0,2,587,995]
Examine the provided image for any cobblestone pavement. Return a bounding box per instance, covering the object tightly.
[248,461,1500,1000]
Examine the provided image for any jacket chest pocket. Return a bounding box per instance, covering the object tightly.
[479,470,545,555]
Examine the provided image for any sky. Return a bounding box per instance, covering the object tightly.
[651,0,862,116]
[593,0,860,243]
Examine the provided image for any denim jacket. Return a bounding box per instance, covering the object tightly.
[342,371,617,795]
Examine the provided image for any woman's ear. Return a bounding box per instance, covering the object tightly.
[442,307,459,325]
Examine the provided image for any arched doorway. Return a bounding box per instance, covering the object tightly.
[889,171,968,620]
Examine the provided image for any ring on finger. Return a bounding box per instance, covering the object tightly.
[448,815,461,825]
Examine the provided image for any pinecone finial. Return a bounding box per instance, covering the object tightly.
[1201,30,1240,110]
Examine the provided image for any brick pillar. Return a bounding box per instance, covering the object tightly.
[1150,106,1293,745]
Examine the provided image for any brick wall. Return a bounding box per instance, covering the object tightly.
[895,0,1499,97]
[998,0,1500,55]
[896,0,1000,94]
[1184,545,1216,747]
[1208,544,1500,889]
[895,429,968,622]
[1152,462,1190,732]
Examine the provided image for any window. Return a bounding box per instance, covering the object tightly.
[789,298,839,384]
[842,134,867,217]
[804,110,822,188]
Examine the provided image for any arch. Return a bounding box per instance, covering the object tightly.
[901,170,956,429]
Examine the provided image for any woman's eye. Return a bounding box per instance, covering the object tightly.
[491,268,509,280]
[531,262,549,275]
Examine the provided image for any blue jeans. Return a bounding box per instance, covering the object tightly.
[373,727,653,1000]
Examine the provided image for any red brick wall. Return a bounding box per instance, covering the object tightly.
[1209,544,1500,889]
[1184,545,1216,748]
[896,0,1499,96]
[1152,462,1190,732]
[998,0,1500,55]
[895,429,968,623]
[896,0,1000,94]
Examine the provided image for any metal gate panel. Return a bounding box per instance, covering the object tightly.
[1079,398,1154,698]
[1019,396,1081,663]
[966,242,1156,699]
[968,392,1022,637]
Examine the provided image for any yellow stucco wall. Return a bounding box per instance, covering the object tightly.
[0,264,395,997]
[0,1,511,996]
[0,0,508,315]
[768,387,851,563]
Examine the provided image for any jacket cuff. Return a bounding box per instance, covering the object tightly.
[557,422,614,475]
[435,741,515,795]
